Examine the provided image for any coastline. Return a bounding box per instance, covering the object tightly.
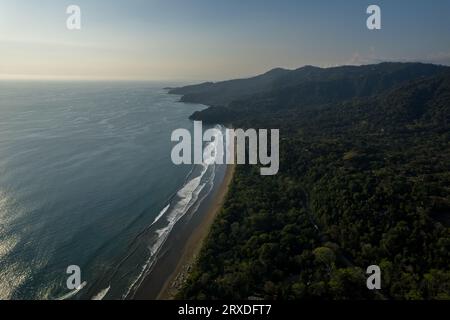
[131,161,235,300]
[157,163,235,300]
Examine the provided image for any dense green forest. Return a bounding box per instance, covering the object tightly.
[172,63,450,300]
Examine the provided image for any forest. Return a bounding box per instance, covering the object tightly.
[170,63,450,300]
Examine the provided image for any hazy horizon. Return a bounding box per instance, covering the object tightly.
[1,0,450,81]
[1,60,449,83]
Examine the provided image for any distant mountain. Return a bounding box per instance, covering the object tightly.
[171,63,447,103]
[169,67,290,107]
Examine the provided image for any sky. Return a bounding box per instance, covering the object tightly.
[0,0,450,81]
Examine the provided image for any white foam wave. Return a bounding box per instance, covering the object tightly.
[150,204,170,227]
[123,125,224,298]
[203,126,223,165]
[56,281,87,300]
[91,285,111,300]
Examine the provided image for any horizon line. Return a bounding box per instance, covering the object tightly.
[1,61,448,82]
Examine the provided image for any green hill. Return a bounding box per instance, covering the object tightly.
[175,63,450,300]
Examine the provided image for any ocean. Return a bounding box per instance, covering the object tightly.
[0,81,222,300]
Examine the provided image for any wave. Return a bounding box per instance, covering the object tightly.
[150,204,170,227]
[123,125,224,299]
[91,285,111,300]
[123,172,209,298]
[56,281,87,300]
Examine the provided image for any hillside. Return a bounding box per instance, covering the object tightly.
[169,67,290,107]
[182,63,449,124]
[176,63,450,300]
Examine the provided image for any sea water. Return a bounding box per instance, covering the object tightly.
[0,81,220,299]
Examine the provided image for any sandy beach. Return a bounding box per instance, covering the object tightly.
[131,162,235,300]
[157,163,235,299]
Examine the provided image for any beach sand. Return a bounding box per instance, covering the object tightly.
[132,163,235,300]
[157,163,235,299]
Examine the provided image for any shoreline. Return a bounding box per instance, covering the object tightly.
[157,163,235,300]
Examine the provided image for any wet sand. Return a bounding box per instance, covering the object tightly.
[133,163,235,300]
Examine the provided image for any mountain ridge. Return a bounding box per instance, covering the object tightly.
[170,62,449,115]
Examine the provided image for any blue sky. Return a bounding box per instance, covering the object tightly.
[1,0,449,80]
